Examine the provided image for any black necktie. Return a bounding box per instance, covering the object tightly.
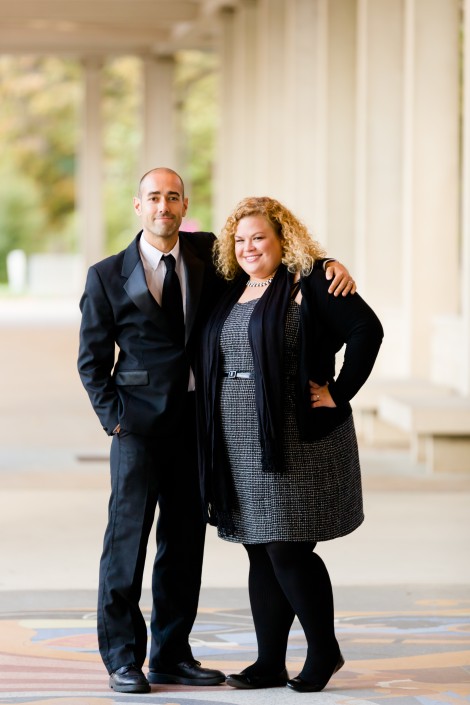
[161,254,184,344]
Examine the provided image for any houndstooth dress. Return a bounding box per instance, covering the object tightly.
[217,297,364,544]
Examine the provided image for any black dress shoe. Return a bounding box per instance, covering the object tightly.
[226,668,288,689]
[148,659,225,685]
[109,665,150,693]
[287,653,345,692]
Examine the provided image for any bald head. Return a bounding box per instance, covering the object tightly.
[133,167,188,252]
[138,167,185,199]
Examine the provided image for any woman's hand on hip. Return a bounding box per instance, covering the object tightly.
[309,381,336,408]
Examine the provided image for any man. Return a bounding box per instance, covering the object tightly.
[78,167,355,693]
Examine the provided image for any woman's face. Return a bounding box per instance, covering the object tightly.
[234,215,283,280]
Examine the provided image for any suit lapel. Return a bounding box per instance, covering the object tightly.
[122,234,173,337]
[180,234,205,344]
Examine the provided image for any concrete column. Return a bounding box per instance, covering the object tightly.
[354,0,405,376]
[215,1,259,231]
[460,0,470,395]
[402,0,460,378]
[355,0,404,298]
[141,55,177,175]
[214,7,237,231]
[78,57,104,270]
[284,0,328,237]
[326,0,357,261]
[253,0,288,198]
[215,0,329,237]
[231,0,259,202]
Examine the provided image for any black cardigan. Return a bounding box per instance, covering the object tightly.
[197,264,384,525]
[296,266,384,439]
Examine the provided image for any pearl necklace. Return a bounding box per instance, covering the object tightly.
[246,277,274,288]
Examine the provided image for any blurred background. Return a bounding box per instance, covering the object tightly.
[0,1,469,394]
[0,0,469,592]
[0,6,469,703]
[0,0,470,469]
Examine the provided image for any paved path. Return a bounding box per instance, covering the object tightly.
[0,314,469,703]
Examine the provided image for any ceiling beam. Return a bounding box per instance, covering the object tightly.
[0,0,223,55]
[0,0,200,24]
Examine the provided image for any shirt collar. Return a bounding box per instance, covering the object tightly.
[139,234,180,271]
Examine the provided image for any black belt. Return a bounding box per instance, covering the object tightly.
[222,370,255,379]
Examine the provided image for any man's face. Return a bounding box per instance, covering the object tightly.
[133,170,188,250]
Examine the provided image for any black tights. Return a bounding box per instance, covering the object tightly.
[244,541,339,679]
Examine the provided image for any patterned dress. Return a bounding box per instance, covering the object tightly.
[217,297,364,544]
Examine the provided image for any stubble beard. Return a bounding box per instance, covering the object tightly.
[149,217,180,241]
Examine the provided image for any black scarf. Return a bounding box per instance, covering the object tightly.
[197,264,293,525]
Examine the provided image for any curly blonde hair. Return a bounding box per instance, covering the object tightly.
[214,196,326,280]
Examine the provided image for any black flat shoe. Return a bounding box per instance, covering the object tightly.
[286,654,345,692]
[226,668,288,689]
[109,664,150,693]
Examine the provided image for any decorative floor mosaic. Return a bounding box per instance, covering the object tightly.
[0,592,469,705]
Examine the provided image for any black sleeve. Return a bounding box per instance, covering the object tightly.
[77,266,119,434]
[308,271,384,404]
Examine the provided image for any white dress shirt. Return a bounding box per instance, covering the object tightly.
[139,235,195,391]
[139,236,187,312]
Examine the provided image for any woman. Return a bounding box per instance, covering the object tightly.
[198,197,383,692]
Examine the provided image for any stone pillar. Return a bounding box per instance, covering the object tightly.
[354,0,405,376]
[215,0,330,237]
[215,1,263,230]
[141,55,177,176]
[402,0,460,379]
[230,0,259,204]
[460,0,470,395]
[78,57,104,270]
[355,0,404,294]
[283,0,328,237]
[254,0,289,199]
[326,0,357,261]
[214,6,237,231]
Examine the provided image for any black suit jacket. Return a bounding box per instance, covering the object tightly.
[78,230,222,437]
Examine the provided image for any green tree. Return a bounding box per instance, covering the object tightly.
[102,56,141,254]
[0,51,218,284]
[176,51,218,231]
[0,164,48,281]
[0,56,79,281]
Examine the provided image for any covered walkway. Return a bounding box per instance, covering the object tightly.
[0,306,469,703]
[0,2,469,701]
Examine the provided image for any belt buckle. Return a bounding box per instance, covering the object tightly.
[227,370,237,379]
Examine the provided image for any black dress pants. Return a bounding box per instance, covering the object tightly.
[97,394,205,674]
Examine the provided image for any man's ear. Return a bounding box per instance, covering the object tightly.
[133,196,142,216]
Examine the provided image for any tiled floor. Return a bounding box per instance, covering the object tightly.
[0,318,469,704]
[0,586,469,704]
